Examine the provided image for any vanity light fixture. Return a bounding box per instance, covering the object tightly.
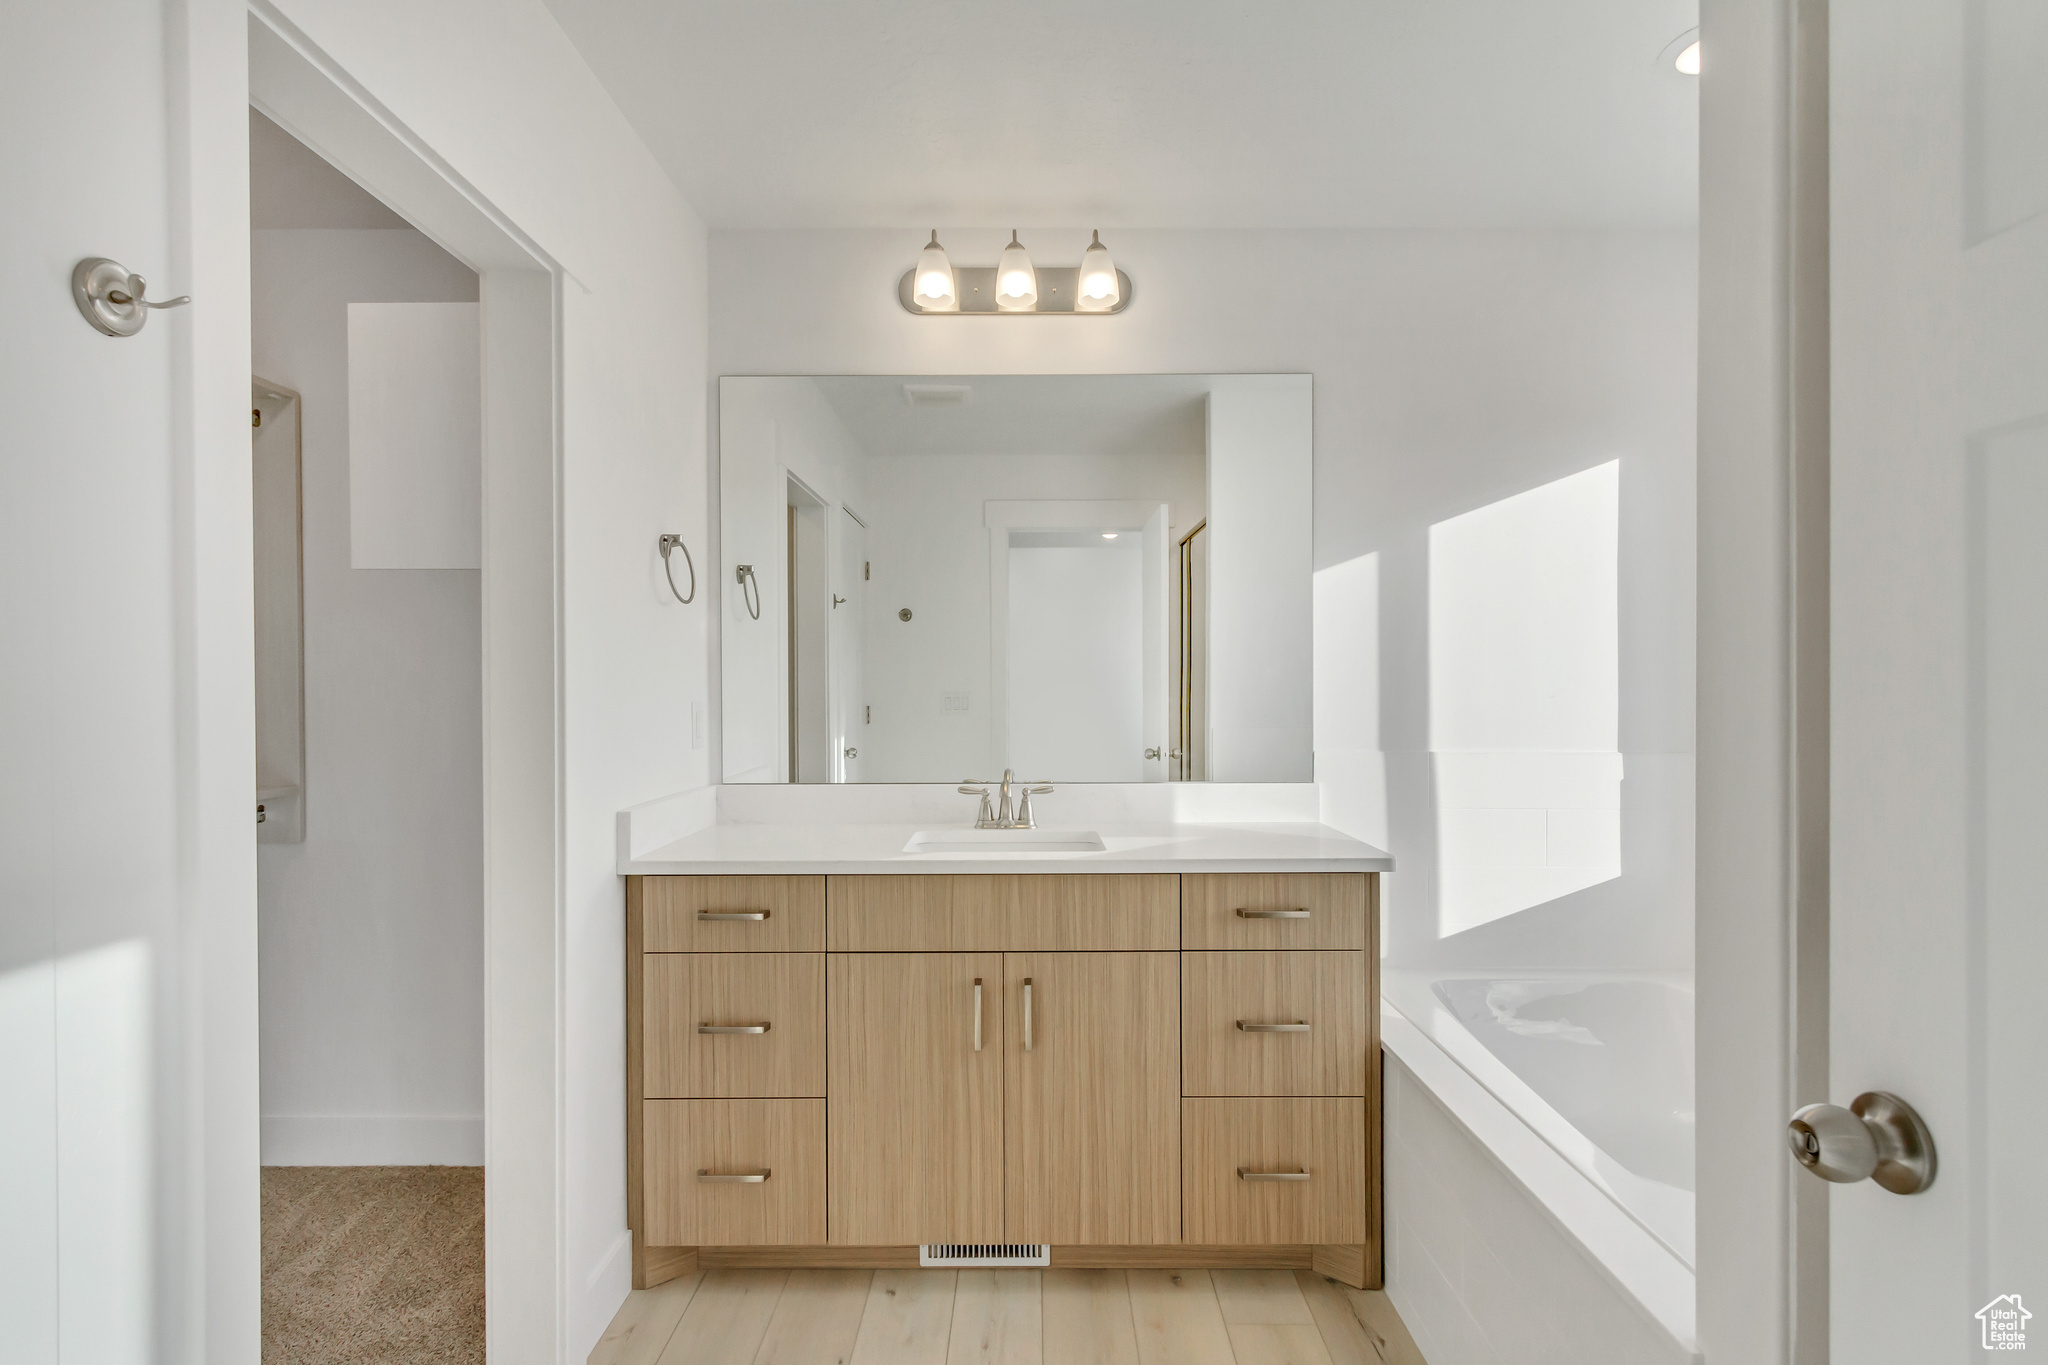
[996,231,1038,311]
[1101,532,1118,539]
[1675,39,1701,73]
[912,231,958,312]
[898,230,1133,315]
[1075,230,1120,312]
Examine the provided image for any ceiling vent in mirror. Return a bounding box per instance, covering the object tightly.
[899,229,1132,315]
[902,383,974,407]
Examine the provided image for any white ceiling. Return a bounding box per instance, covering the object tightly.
[811,374,1211,458]
[542,0,1699,230]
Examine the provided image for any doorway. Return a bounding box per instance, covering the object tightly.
[250,13,567,1362]
[249,107,486,1363]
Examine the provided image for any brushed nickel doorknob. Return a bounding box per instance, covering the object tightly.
[1787,1091,1936,1194]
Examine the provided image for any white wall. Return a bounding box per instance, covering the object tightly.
[250,228,485,1166]
[708,228,1695,979]
[258,3,712,1356]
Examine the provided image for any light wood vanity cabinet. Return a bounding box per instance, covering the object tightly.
[626,869,1379,1290]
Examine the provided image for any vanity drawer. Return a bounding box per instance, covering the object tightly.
[1183,1098,1368,1244]
[644,953,825,1098]
[1182,951,1369,1097]
[642,1099,825,1246]
[1181,873,1371,950]
[638,875,825,952]
[827,874,1180,951]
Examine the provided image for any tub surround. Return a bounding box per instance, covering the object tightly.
[620,798,1387,1297]
[1382,1003,1699,1364]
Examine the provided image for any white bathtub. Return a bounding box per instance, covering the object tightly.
[1382,972,1699,1363]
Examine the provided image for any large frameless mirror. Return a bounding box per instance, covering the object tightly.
[718,374,1312,784]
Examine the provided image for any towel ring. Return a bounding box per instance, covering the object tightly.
[735,564,762,620]
[658,534,695,604]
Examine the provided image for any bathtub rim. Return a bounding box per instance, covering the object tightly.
[1385,968,1697,1266]
[1383,1000,1701,1361]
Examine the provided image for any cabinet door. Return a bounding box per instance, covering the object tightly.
[827,953,1003,1244]
[1004,952,1180,1245]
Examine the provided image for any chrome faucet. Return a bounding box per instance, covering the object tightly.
[959,768,1054,829]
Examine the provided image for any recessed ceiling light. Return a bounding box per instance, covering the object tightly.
[1101,532,1118,539]
[1659,28,1701,75]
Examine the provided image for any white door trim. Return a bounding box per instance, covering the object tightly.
[248,9,567,1363]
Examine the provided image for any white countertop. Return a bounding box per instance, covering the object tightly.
[621,820,1393,876]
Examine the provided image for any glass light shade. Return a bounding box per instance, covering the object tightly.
[996,230,1037,311]
[1674,40,1701,74]
[912,231,957,311]
[1075,229,1119,312]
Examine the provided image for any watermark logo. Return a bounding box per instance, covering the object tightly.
[1979,1295,2030,1351]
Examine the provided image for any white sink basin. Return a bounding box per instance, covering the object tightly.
[903,828,1107,854]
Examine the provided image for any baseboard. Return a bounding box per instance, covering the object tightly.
[675,1244,1317,1271]
[261,1114,484,1166]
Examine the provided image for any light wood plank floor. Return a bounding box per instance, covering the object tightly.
[591,1267,1426,1365]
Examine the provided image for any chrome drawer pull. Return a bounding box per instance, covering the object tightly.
[1238,1167,1311,1182]
[1023,977,1034,1052]
[698,1169,770,1183]
[973,977,984,1052]
[697,1022,772,1034]
[697,909,769,921]
[1235,907,1310,919]
[1237,1020,1311,1033]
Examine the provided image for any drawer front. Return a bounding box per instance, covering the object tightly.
[639,875,825,952]
[1182,951,1369,1096]
[645,953,825,1098]
[1183,1098,1368,1244]
[827,874,1180,951]
[1182,873,1370,950]
[643,1099,825,1246]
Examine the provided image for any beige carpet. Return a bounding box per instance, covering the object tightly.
[262,1166,484,1364]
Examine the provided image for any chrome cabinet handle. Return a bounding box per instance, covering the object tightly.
[1238,1168,1311,1182]
[1236,907,1310,919]
[1023,977,1033,1052]
[1237,1020,1311,1033]
[698,1169,770,1183]
[697,909,769,921]
[1787,1092,1936,1194]
[973,977,984,1052]
[697,1022,771,1034]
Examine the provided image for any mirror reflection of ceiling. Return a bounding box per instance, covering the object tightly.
[810,375,1209,460]
[540,0,1698,229]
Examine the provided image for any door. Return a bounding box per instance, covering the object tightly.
[3,4,247,1360]
[1827,3,2048,1357]
[826,953,1003,1244]
[832,508,866,781]
[1004,952,1180,1245]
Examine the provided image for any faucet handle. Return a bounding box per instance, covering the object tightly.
[1027,785,1053,794]
[959,786,997,828]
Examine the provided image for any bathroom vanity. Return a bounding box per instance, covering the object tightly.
[621,824,1388,1292]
